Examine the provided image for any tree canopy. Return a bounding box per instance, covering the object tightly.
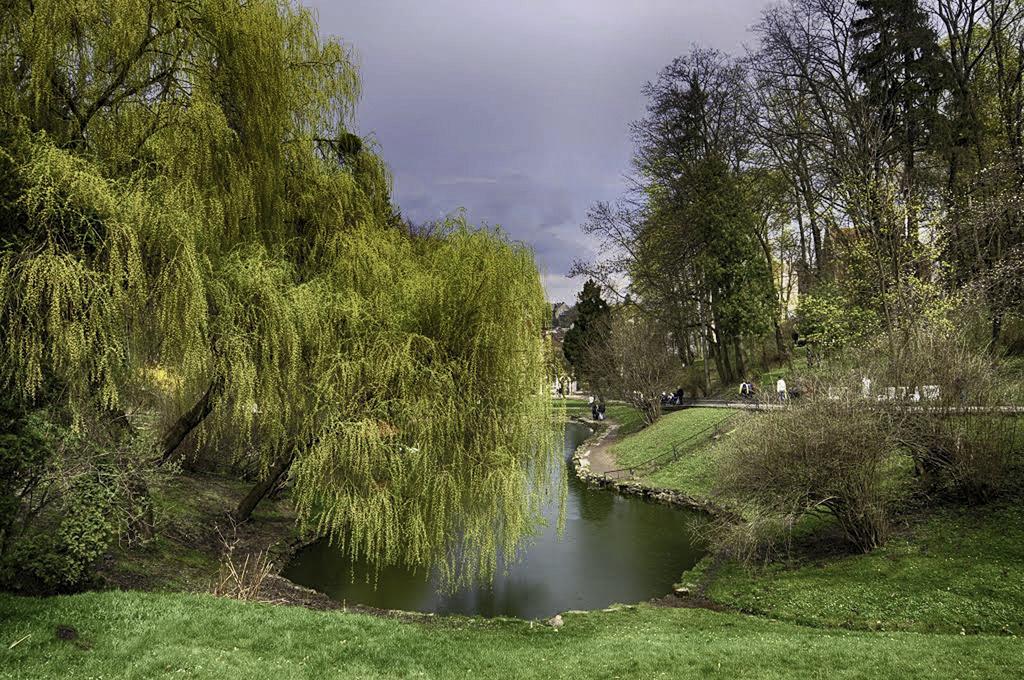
[0,0,555,589]
[576,0,1024,386]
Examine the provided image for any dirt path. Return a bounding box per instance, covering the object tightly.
[574,419,623,476]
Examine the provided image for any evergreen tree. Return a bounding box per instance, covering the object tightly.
[562,280,611,385]
[853,0,946,235]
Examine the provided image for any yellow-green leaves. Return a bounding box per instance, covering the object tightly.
[1,0,554,587]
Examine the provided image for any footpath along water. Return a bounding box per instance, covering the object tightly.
[282,422,705,619]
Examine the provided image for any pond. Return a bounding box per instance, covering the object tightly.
[281,421,706,619]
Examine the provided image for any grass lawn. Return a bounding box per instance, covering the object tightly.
[1,591,1022,679]
[556,398,647,436]
[610,409,741,477]
[697,501,1024,636]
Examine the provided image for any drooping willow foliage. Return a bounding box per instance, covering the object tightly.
[0,0,555,586]
[292,225,557,586]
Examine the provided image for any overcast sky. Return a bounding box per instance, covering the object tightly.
[307,1,770,303]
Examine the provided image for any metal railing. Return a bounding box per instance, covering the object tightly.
[601,419,728,482]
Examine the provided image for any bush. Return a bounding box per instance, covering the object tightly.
[9,478,117,591]
[904,413,1021,503]
[0,402,52,585]
[0,400,152,593]
[710,287,1022,564]
[714,400,908,554]
[797,287,1020,503]
[846,304,1020,503]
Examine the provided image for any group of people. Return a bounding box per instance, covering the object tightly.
[738,380,756,399]
[659,388,687,406]
[587,396,607,421]
[738,377,794,402]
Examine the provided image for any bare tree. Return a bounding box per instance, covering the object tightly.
[582,309,682,425]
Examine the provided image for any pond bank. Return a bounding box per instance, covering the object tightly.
[281,421,708,619]
[569,415,736,519]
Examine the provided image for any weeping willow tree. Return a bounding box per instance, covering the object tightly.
[0,0,556,588]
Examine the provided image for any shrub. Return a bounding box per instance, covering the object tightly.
[212,529,274,602]
[0,402,52,584]
[9,478,117,591]
[904,413,1021,503]
[0,400,152,592]
[714,400,908,554]
[844,305,1020,503]
[797,287,1021,504]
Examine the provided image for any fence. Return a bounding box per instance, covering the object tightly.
[601,419,730,482]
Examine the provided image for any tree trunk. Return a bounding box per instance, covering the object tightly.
[733,336,746,380]
[991,311,1004,349]
[700,332,711,396]
[708,331,726,386]
[233,452,296,522]
[772,318,787,359]
[718,334,735,385]
[158,379,220,466]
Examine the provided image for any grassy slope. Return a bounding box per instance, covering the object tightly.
[1,592,1021,680]
[608,408,743,496]
[602,406,1024,637]
[700,502,1024,636]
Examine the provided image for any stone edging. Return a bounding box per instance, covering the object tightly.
[569,417,736,519]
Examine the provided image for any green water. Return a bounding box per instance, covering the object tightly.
[281,422,705,619]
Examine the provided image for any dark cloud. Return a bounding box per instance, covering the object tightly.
[307,1,770,302]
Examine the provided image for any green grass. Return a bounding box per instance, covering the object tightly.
[605,406,1024,640]
[608,408,739,477]
[699,501,1024,636]
[1,591,1022,679]
[643,413,749,497]
[556,398,647,436]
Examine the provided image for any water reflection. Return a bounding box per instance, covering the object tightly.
[282,422,705,619]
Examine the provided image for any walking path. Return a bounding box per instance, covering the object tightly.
[572,418,622,477]
[685,399,1024,414]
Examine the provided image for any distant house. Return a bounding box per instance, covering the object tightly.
[550,302,576,329]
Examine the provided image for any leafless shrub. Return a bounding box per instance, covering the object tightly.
[702,508,796,566]
[791,284,1020,498]
[708,287,1022,562]
[903,412,1021,503]
[713,400,907,555]
[828,310,1019,503]
[212,530,274,602]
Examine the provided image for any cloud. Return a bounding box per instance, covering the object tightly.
[307,0,771,301]
[435,176,500,185]
[541,274,582,306]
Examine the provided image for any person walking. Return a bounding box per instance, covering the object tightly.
[739,379,755,400]
[776,377,787,402]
